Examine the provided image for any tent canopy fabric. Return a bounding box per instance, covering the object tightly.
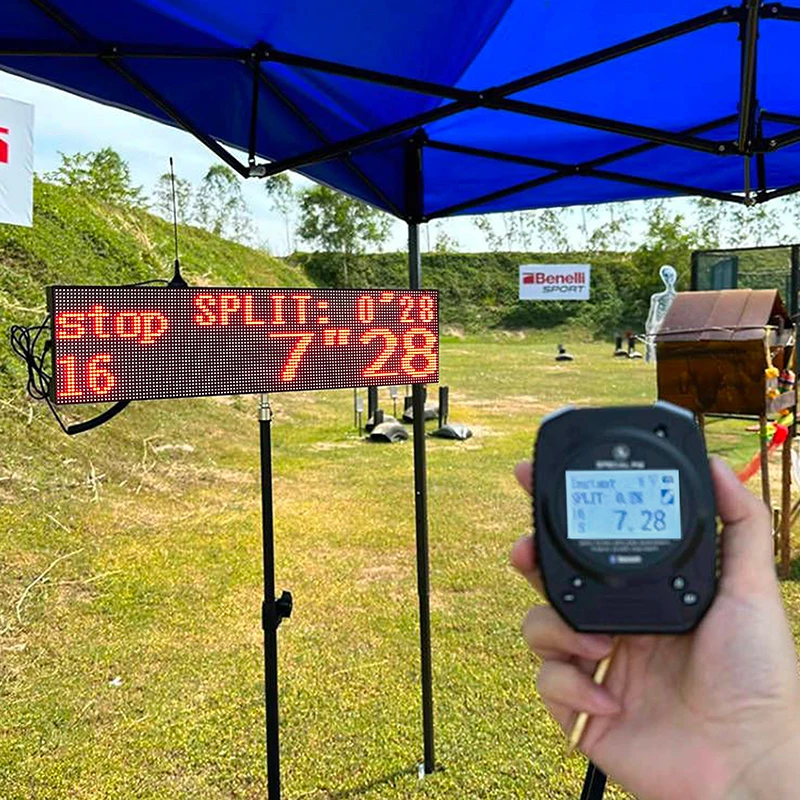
[3,0,800,220]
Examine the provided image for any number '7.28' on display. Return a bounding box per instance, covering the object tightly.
[47,287,439,404]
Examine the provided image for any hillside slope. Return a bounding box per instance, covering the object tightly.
[1,179,311,394]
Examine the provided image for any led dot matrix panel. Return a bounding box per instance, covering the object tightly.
[47,287,439,404]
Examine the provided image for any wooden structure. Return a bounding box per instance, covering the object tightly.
[655,289,796,577]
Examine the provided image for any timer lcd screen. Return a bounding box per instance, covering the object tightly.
[47,287,438,404]
[565,470,681,540]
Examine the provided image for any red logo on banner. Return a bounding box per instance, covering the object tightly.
[0,127,8,164]
[522,271,586,285]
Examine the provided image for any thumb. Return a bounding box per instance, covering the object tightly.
[710,456,777,597]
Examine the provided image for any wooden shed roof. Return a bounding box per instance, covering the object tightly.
[656,289,790,343]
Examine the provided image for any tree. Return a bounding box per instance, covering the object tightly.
[585,203,634,253]
[264,173,298,254]
[432,222,460,253]
[194,164,252,243]
[692,197,728,248]
[532,208,570,252]
[296,185,391,286]
[472,212,540,251]
[473,215,505,251]
[727,204,781,248]
[44,147,143,207]
[151,173,194,224]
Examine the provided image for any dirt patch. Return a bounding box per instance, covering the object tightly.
[309,441,359,452]
[356,562,405,586]
[459,394,551,415]
[442,324,465,339]
[463,424,497,438]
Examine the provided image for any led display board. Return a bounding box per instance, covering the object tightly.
[48,287,439,405]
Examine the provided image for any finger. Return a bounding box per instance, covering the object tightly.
[523,605,615,662]
[710,456,777,596]
[540,697,574,733]
[510,534,544,593]
[542,697,616,756]
[514,461,533,496]
[537,660,621,716]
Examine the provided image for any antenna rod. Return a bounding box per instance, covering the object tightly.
[168,157,187,287]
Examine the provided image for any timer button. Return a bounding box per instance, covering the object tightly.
[672,576,686,591]
[682,591,699,606]
[571,577,584,589]
[562,592,576,603]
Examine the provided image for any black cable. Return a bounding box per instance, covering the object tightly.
[10,316,130,435]
[10,317,71,434]
[10,319,51,400]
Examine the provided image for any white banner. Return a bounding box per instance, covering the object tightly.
[519,263,591,301]
[0,96,34,227]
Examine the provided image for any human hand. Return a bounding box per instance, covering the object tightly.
[512,457,800,800]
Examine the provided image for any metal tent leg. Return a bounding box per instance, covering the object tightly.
[407,220,436,774]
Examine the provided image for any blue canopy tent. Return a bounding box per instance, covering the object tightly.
[4,1,798,797]
[6,1,800,214]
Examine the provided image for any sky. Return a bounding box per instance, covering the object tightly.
[1,69,513,256]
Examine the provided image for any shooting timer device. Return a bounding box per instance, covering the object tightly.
[534,402,717,634]
[46,286,439,404]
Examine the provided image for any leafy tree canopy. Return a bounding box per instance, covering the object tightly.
[297,185,391,285]
[194,164,252,244]
[44,147,143,207]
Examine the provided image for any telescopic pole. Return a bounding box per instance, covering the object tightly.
[259,394,293,798]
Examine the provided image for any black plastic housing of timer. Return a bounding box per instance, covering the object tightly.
[533,402,718,634]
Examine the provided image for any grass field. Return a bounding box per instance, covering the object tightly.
[2,336,799,800]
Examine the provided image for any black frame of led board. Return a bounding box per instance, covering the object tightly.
[46,285,439,405]
[690,243,800,318]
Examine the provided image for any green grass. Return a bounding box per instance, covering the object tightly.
[2,337,798,800]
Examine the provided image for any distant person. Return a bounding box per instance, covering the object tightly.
[511,456,800,800]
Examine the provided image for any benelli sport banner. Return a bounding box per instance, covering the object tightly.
[519,264,591,301]
[0,96,34,228]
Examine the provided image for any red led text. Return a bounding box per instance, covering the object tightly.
[57,353,116,399]
[55,306,169,344]
[193,293,314,327]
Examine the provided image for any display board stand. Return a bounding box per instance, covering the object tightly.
[259,394,293,800]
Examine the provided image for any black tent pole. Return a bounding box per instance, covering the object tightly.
[259,394,293,799]
[406,134,436,775]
